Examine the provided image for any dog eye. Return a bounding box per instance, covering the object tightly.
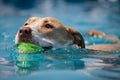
[45,24,54,29]
[24,23,28,26]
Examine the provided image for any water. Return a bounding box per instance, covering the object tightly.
[0,0,120,80]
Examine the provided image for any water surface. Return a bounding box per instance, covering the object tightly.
[0,0,120,80]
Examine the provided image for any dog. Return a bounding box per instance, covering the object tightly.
[15,17,85,49]
[15,17,120,52]
[86,30,120,52]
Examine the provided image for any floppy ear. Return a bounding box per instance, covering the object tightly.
[68,28,85,48]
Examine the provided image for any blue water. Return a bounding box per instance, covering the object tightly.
[0,0,120,80]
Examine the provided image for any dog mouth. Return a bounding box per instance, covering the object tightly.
[18,36,53,50]
[19,37,33,43]
[16,27,53,50]
[18,31,54,49]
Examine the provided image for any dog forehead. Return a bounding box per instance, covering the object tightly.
[27,17,40,23]
[24,17,45,30]
[25,17,68,32]
[41,17,66,29]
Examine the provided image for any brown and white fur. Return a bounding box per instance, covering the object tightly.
[15,17,85,49]
[15,17,120,52]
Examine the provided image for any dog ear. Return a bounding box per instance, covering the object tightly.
[68,28,85,48]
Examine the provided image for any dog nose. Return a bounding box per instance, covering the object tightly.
[19,27,32,36]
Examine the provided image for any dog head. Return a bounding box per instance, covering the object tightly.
[15,17,85,48]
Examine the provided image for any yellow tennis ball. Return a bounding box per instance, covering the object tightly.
[17,42,44,53]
